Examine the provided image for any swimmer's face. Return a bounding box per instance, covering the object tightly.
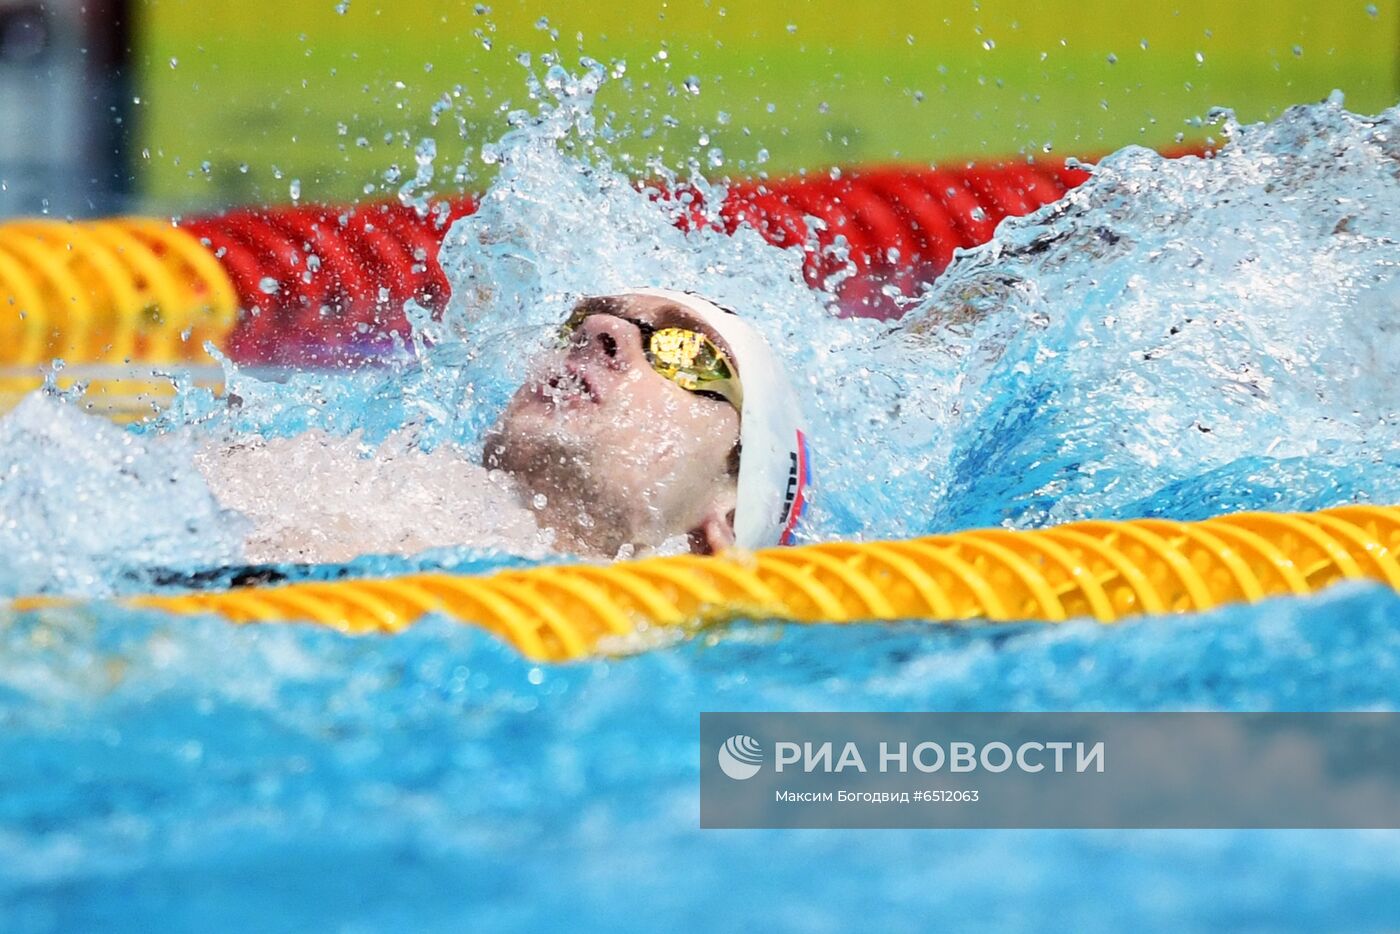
[483,294,741,556]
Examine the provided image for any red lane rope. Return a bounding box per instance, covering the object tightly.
[179,151,1207,361]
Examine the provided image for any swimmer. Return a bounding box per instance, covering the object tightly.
[195,289,809,566]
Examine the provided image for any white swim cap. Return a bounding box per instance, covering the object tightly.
[622,287,810,550]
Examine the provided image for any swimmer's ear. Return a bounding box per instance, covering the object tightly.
[687,507,736,556]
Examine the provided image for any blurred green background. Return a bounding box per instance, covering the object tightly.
[136,0,1400,210]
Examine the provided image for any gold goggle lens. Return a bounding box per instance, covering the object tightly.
[650,327,724,378]
[647,327,741,408]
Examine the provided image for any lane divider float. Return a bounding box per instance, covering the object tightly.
[0,218,240,413]
[12,504,1387,663]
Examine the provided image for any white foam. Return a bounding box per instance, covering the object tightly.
[0,393,246,596]
[194,430,553,565]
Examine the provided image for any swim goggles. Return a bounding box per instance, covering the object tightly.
[560,305,744,411]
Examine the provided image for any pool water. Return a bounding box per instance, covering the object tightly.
[2,70,1400,931]
[5,586,1400,932]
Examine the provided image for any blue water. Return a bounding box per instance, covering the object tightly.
[3,75,1400,931]
[5,589,1400,932]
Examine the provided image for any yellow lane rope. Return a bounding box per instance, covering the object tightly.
[0,217,240,414]
[11,504,1379,663]
[0,218,240,365]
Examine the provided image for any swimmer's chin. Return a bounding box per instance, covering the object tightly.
[481,466,688,561]
[522,519,691,562]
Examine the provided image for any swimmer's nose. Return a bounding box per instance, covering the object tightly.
[570,314,648,369]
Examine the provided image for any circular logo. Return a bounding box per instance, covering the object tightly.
[718,734,763,780]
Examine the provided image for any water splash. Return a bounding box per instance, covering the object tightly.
[4,82,1400,591]
[901,97,1400,531]
[0,394,246,596]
